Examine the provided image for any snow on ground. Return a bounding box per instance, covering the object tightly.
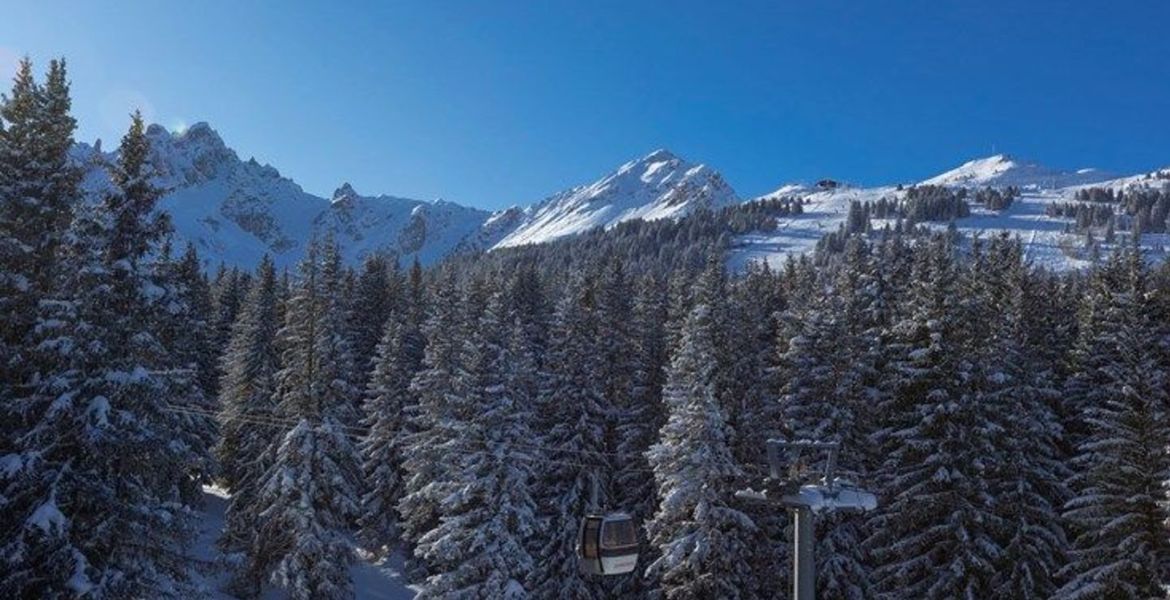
[728,185,894,271]
[730,178,1170,273]
[191,485,419,600]
[920,154,1114,188]
[350,553,421,600]
[189,485,235,600]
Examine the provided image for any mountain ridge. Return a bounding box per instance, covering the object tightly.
[71,121,1169,270]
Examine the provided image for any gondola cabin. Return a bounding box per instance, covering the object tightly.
[578,513,639,576]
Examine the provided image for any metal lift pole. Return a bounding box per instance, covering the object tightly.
[792,506,814,600]
[736,439,877,600]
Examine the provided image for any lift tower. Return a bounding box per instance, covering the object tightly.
[736,440,877,600]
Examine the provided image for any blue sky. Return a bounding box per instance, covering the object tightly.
[4,1,1169,209]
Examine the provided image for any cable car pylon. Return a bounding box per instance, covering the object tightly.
[736,439,877,600]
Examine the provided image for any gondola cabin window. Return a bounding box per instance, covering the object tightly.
[582,518,600,559]
[601,518,636,550]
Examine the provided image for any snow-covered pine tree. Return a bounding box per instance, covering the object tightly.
[866,234,1006,600]
[1056,245,1170,599]
[357,292,425,555]
[398,269,466,578]
[644,297,763,599]
[150,242,219,495]
[246,240,363,600]
[614,274,668,524]
[595,256,656,598]
[978,236,1069,600]
[724,260,784,465]
[0,58,78,427]
[210,264,251,383]
[347,253,399,392]
[405,257,427,332]
[415,294,539,598]
[597,256,635,415]
[169,244,218,399]
[716,261,795,595]
[216,254,281,578]
[776,295,874,600]
[663,269,695,354]
[1,112,208,598]
[319,236,363,428]
[529,274,611,600]
[255,417,361,600]
[504,260,549,371]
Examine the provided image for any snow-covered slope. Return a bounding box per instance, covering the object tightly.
[315,183,492,266]
[730,183,900,270]
[731,157,1170,272]
[492,149,738,248]
[921,154,1114,189]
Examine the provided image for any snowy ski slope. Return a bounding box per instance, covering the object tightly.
[730,159,1170,272]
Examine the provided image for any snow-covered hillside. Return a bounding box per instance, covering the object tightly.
[731,159,1170,272]
[316,183,493,267]
[920,154,1114,189]
[492,149,738,248]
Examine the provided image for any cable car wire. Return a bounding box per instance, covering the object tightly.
[167,399,758,465]
[164,402,648,464]
[160,402,658,474]
[203,400,664,461]
[161,402,773,475]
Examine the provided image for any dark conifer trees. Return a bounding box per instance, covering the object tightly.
[867,235,1006,600]
[530,274,610,600]
[216,254,281,582]
[2,112,209,598]
[415,294,539,598]
[357,282,424,555]
[1056,246,1170,599]
[0,58,78,424]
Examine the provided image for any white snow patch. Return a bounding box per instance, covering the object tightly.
[921,154,1114,189]
[0,453,25,477]
[190,485,419,599]
[87,396,110,428]
[28,498,67,533]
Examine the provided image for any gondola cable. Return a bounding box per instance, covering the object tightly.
[160,403,656,474]
[164,402,670,468]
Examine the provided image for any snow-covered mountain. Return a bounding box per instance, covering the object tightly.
[316,182,493,266]
[493,149,738,248]
[73,123,493,268]
[920,153,1114,189]
[72,125,736,268]
[72,122,1168,272]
